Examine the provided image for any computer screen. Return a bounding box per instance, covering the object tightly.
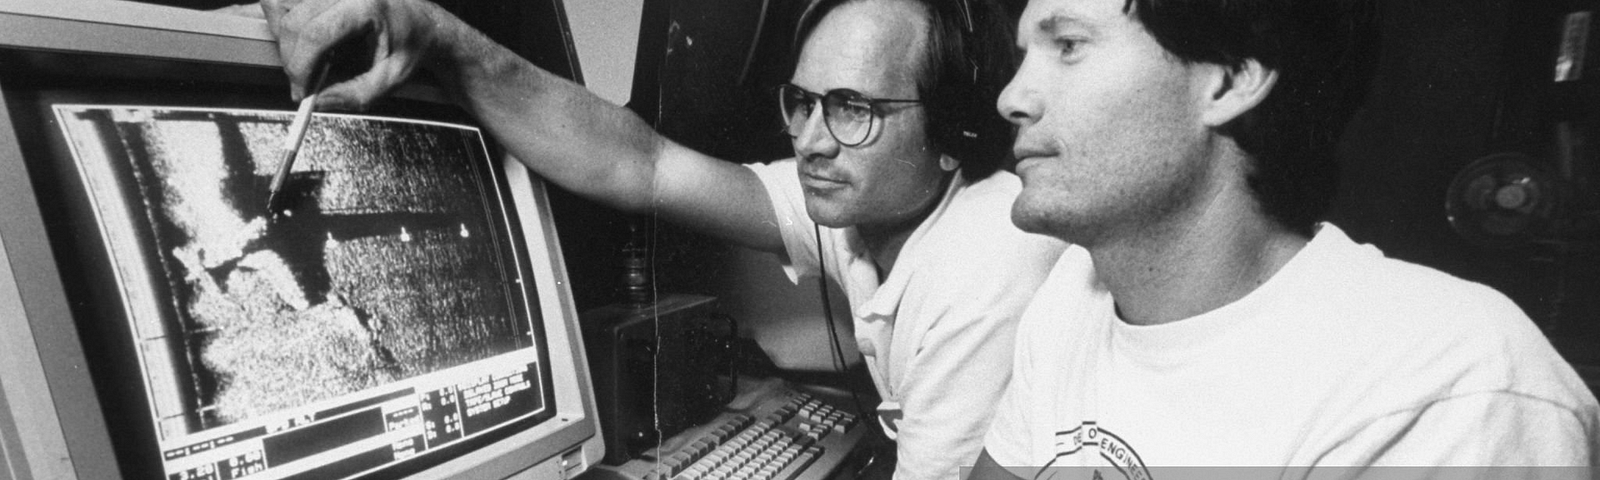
[0,2,603,479]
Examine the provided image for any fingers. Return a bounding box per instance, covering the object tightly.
[271,0,360,100]
[258,0,294,26]
[317,51,414,110]
[272,0,431,111]
[208,4,265,19]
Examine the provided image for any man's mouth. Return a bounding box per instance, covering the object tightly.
[801,172,849,191]
[1012,146,1056,173]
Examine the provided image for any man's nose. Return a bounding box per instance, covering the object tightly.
[997,60,1041,126]
[792,105,839,160]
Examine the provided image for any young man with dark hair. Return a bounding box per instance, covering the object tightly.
[258,0,1065,478]
[971,0,1599,477]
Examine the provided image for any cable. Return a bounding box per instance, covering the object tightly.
[736,0,772,87]
[813,224,871,423]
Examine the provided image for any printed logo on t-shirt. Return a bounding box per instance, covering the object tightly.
[1040,421,1152,480]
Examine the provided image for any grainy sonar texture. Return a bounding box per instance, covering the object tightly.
[73,107,530,431]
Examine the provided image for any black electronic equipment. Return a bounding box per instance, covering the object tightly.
[582,294,740,465]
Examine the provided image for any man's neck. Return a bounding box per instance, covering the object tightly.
[1090,196,1309,327]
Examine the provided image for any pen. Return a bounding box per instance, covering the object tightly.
[266,59,334,216]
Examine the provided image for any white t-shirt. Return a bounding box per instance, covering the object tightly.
[748,159,1067,480]
[984,223,1599,478]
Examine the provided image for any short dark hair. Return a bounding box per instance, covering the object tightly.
[794,0,1017,181]
[1124,0,1381,236]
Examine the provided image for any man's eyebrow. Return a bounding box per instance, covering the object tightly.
[1037,13,1095,36]
[1019,12,1093,48]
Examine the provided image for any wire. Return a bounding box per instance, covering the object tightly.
[813,224,871,422]
[736,0,772,87]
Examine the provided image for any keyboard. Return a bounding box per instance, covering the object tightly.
[590,376,866,480]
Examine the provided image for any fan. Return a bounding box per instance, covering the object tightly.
[1446,152,1567,248]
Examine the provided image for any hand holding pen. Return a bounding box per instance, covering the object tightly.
[266,57,334,217]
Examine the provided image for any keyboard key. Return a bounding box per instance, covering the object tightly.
[668,453,695,475]
[688,440,712,458]
[792,434,815,449]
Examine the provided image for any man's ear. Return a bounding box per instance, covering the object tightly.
[1200,59,1278,127]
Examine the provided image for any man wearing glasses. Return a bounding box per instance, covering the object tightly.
[260,0,1066,478]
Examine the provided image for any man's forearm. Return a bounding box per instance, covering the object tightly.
[439,17,665,213]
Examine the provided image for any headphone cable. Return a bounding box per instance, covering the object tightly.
[813,224,871,423]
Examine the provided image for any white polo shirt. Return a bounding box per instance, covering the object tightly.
[749,159,1066,480]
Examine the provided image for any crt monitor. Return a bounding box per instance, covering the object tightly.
[0,1,605,479]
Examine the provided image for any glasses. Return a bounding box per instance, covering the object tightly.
[777,83,923,147]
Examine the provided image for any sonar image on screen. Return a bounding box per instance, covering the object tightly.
[54,105,539,441]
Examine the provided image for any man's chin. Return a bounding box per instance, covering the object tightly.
[806,212,854,229]
[1010,201,1076,241]
[803,198,856,228]
[1010,201,1049,234]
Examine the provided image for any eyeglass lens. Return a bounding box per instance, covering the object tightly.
[779,85,875,146]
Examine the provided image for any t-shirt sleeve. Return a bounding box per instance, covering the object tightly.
[983,356,1036,469]
[1317,391,1597,474]
[980,291,1047,472]
[981,247,1094,475]
[745,160,820,283]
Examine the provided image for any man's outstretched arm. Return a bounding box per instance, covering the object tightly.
[262,0,784,252]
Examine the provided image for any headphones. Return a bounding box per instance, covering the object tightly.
[792,0,1010,176]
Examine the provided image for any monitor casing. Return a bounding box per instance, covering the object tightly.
[0,2,605,479]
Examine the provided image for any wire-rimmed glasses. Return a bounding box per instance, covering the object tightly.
[777,83,923,147]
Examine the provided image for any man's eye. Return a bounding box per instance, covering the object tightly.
[835,98,873,119]
[1054,38,1082,60]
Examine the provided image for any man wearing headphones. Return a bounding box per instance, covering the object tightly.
[260,0,1066,478]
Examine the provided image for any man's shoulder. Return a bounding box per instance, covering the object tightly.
[950,169,1024,214]
[743,158,796,189]
[1293,224,1519,318]
[904,171,1067,295]
[935,170,1045,243]
[921,170,1064,249]
[1287,239,1531,372]
[1281,226,1591,413]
